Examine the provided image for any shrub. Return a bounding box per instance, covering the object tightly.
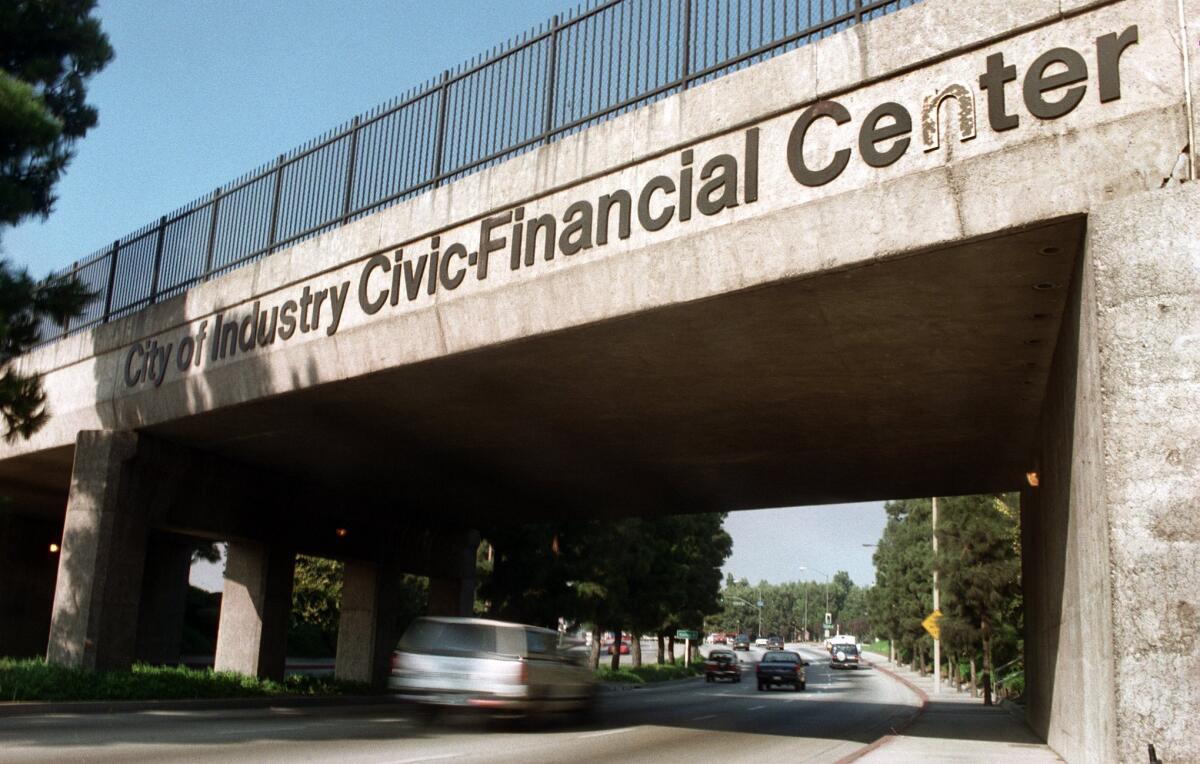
[0,657,368,702]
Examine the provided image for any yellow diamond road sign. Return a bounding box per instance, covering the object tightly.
[922,610,943,640]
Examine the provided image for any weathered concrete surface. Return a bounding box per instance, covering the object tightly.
[1025,183,1200,764]
[45,431,147,671]
[0,0,1189,519]
[1022,228,1116,764]
[213,541,295,681]
[1088,183,1200,763]
[334,559,405,687]
[0,0,1195,756]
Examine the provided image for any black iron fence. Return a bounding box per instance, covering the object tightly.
[38,0,918,345]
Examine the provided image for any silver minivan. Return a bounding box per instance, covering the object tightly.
[388,617,595,716]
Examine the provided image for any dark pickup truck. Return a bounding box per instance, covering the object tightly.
[755,650,808,691]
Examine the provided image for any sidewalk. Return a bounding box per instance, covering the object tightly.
[851,653,1063,763]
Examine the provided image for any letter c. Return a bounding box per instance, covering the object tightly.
[124,343,145,387]
[787,100,852,187]
[358,254,391,315]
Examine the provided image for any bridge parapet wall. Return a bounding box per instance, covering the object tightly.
[5,0,1188,463]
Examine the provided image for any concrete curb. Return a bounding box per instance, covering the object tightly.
[834,659,930,764]
[0,694,393,718]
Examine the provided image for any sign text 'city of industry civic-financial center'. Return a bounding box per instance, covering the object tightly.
[122,25,1138,390]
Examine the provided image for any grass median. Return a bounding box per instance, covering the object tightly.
[596,660,705,684]
[0,658,370,703]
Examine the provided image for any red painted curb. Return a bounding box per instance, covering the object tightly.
[834,660,930,764]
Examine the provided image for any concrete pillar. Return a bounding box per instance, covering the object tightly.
[46,431,149,671]
[1025,185,1200,763]
[213,541,295,680]
[335,559,401,686]
[0,513,63,658]
[426,528,478,617]
[428,576,474,617]
[134,532,194,665]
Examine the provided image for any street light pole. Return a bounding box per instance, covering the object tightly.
[800,566,831,638]
[803,586,809,642]
[932,496,942,695]
[728,596,760,637]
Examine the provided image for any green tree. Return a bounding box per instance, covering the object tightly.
[873,499,934,670]
[289,555,343,657]
[480,513,731,670]
[937,493,1022,690]
[1,0,114,225]
[0,0,112,441]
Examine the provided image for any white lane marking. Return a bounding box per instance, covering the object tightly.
[378,754,463,764]
[748,705,765,711]
[578,726,635,739]
[691,714,717,721]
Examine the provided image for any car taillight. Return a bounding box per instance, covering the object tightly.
[390,653,402,671]
[795,664,804,674]
[516,660,529,684]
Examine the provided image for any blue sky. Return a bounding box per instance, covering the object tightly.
[0,0,889,590]
[4,0,570,275]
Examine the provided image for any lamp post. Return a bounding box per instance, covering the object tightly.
[800,566,831,638]
[932,496,942,695]
[803,586,808,642]
[728,596,761,638]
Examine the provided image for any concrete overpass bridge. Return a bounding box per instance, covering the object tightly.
[1,0,1197,760]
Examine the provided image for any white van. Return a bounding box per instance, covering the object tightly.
[388,617,595,718]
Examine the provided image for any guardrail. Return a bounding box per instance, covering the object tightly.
[37,0,919,345]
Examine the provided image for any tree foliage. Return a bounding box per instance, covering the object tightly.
[1,0,114,225]
[706,573,872,640]
[479,513,732,667]
[872,494,1022,686]
[289,555,343,656]
[0,0,111,441]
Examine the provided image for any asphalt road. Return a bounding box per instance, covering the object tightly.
[0,646,920,763]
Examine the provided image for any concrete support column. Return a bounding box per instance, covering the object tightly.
[0,513,63,658]
[134,532,194,665]
[1026,185,1200,763]
[428,576,474,617]
[426,528,478,617]
[213,541,295,680]
[335,559,401,686]
[46,431,148,671]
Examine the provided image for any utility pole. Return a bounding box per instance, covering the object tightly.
[932,496,941,695]
[803,586,809,642]
[800,566,832,639]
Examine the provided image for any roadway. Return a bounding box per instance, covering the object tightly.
[0,646,921,763]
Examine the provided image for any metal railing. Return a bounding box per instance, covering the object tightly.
[37,0,919,345]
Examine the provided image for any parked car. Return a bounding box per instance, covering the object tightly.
[704,649,741,683]
[830,642,862,669]
[388,616,595,717]
[606,641,631,655]
[733,634,751,650]
[755,650,808,691]
[766,635,784,650]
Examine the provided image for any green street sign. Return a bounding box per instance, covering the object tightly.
[675,629,700,640]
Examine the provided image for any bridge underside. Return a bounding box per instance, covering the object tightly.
[5,218,1074,527]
